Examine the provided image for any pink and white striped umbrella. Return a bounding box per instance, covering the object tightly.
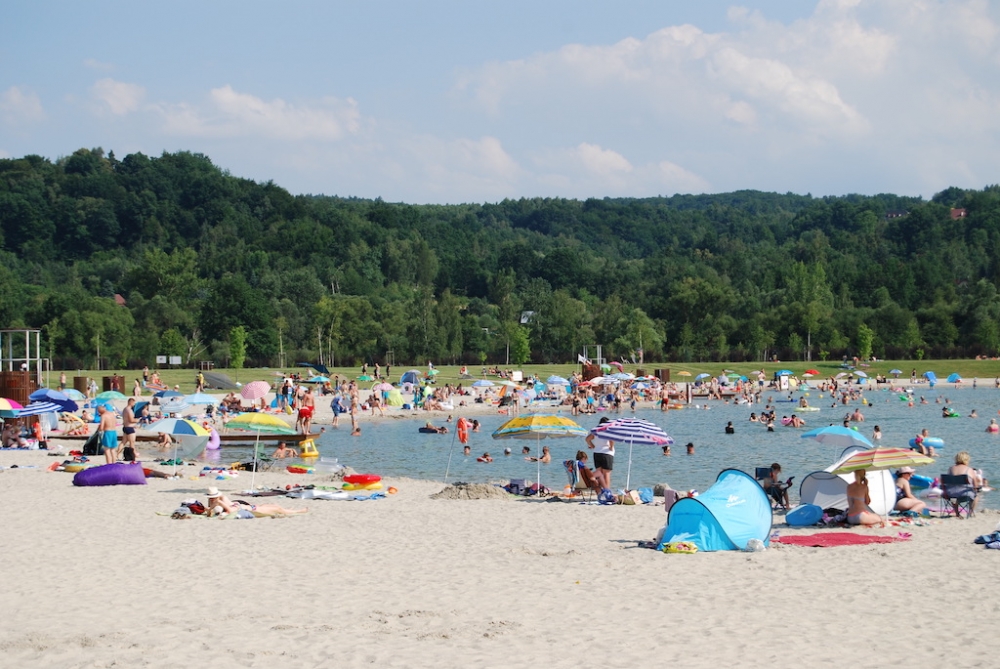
[240,381,272,400]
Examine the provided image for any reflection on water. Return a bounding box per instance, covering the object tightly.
[216,387,1000,499]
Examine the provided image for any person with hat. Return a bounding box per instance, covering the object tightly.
[893,467,926,514]
[205,487,307,517]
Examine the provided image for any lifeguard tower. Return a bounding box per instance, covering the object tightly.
[0,329,43,405]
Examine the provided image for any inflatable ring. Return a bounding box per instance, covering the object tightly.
[343,481,383,491]
[908,474,934,490]
[662,541,698,554]
[456,417,470,444]
[286,465,314,474]
[909,437,945,449]
[344,473,381,484]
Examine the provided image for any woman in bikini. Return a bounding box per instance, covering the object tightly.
[845,470,882,526]
[205,488,308,517]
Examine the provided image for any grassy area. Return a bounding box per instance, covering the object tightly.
[43,359,1000,394]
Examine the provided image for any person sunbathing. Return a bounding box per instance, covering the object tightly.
[893,467,926,515]
[205,487,307,517]
[846,471,882,526]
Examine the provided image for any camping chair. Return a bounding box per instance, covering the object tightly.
[755,467,791,510]
[940,474,976,518]
[563,460,596,501]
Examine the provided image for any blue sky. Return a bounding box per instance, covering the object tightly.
[2,1,998,203]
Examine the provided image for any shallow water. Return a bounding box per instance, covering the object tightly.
[217,385,1000,498]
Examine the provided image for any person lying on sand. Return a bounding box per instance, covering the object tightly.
[205,487,307,517]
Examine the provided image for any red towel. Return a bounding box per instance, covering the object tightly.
[774,532,906,547]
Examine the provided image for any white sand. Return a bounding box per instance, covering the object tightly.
[2,442,999,669]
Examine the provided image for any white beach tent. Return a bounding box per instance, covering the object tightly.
[798,446,896,515]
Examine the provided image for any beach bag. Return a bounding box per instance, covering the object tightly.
[122,446,136,462]
[507,479,526,495]
[598,488,616,505]
[638,487,654,504]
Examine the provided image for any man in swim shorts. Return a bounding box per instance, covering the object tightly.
[122,397,138,455]
[98,405,120,464]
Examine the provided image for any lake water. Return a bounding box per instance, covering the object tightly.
[212,385,1000,500]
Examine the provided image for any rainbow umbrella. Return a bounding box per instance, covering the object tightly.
[0,398,24,417]
[830,448,934,475]
[483,414,589,491]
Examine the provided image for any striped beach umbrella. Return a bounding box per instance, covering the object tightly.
[184,393,218,405]
[226,412,297,492]
[830,448,934,475]
[14,401,64,417]
[96,391,127,401]
[591,417,673,489]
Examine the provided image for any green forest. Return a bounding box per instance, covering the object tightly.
[1,147,999,369]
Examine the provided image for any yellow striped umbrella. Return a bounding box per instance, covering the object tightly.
[830,447,934,474]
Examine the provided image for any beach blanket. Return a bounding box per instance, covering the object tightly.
[774,532,908,547]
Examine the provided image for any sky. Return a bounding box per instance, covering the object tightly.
[2,0,999,204]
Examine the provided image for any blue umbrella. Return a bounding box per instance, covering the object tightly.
[546,375,570,386]
[184,393,218,405]
[694,373,711,381]
[800,425,874,450]
[889,369,902,375]
[947,373,961,383]
[776,369,793,376]
[154,390,184,399]
[28,389,77,412]
[472,380,494,388]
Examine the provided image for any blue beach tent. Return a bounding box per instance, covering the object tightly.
[923,371,937,387]
[657,469,773,552]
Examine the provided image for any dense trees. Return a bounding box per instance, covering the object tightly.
[1,148,999,367]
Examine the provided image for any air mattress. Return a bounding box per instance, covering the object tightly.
[72,462,147,486]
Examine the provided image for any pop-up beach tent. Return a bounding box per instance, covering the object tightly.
[798,446,895,515]
[400,370,421,386]
[657,469,773,552]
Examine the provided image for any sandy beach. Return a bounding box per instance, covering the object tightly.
[3,428,1000,669]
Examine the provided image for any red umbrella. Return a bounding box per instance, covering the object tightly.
[805,369,820,375]
[240,381,272,400]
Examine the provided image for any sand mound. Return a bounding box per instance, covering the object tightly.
[431,482,510,500]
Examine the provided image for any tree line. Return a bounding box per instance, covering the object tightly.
[1,147,999,368]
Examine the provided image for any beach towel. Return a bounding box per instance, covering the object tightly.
[774,532,907,547]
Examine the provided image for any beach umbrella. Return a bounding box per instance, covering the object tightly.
[889,369,902,377]
[472,380,494,388]
[426,369,439,376]
[14,401,64,417]
[497,380,521,388]
[676,371,692,377]
[154,389,184,399]
[800,425,874,450]
[804,369,820,376]
[611,372,634,381]
[96,391,126,401]
[240,381,272,401]
[358,375,374,381]
[28,389,77,412]
[185,392,218,405]
[226,413,298,493]
[146,418,210,477]
[159,398,191,415]
[600,363,612,372]
[608,361,624,371]
[546,375,570,386]
[631,382,650,390]
[776,369,793,376]
[694,373,710,381]
[0,397,24,412]
[489,414,589,491]
[372,382,394,393]
[307,375,330,383]
[830,447,934,475]
[854,371,868,378]
[63,388,86,400]
[590,417,672,489]
[947,373,961,383]
[835,372,848,378]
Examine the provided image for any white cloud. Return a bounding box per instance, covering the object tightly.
[0,86,44,125]
[90,78,145,115]
[157,85,361,141]
[83,58,115,71]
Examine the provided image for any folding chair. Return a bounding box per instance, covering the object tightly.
[755,467,791,510]
[563,459,597,501]
[940,474,976,518]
